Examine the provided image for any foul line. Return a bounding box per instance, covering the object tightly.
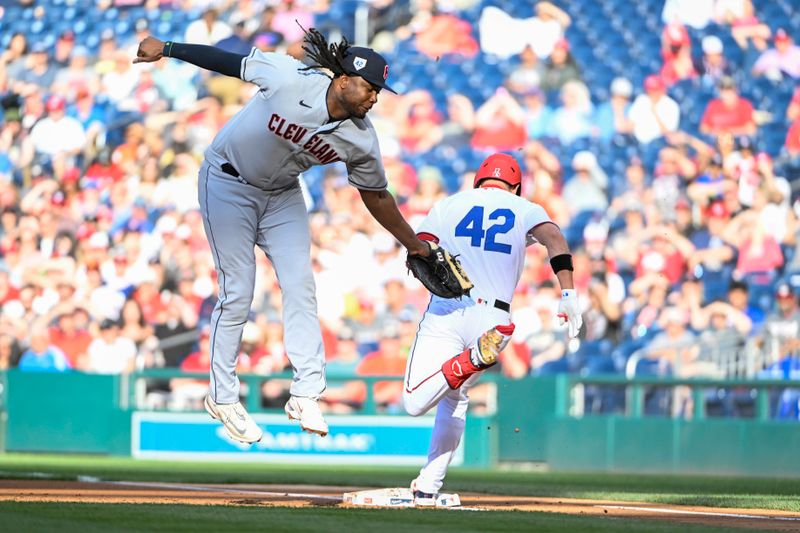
[101,480,343,502]
[597,505,800,522]
[98,480,485,511]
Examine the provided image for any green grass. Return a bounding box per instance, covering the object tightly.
[0,502,759,533]
[1,453,799,512]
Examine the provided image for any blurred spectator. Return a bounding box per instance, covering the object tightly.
[54,46,96,97]
[632,224,695,285]
[413,2,478,59]
[760,283,800,366]
[271,0,314,45]
[120,298,155,349]
[479,1,571,59]
[692,300,752,343]
[700,77,756,137]
[528,298,568,374]
[662,0,714,29]
[248,320,284,375]
[184,8,232,46]
[652,146,694,221]
[253,32,284,54]
[549,80,593,144]
[562,151,608,216]
[49,307,92,370]
[507,45,546,95]
[406,166,447,216]
[323,326,367,412]
[697,36,732,86]
[170,329,213,409]
[354,324,408,410]
[661,37,698,86]
[541,39,581,93]
[471,87,526,151]
[584,253,624,343]
[29,96,86,162]
[0,333,21,370]
[15,43,57,92]
[787,118,800,156]
[86,318,136,374]
[1,33,28,81]
[397,90,443,153]
[53,30,76,69]
[67,88,105,149]
[18,324,71,372]
[724,202,784,277]
[94,31,118,75]
[0,104,35,177]
[689,201,735,286]
[102,51,141,112]
[661,21,691,63]
[644,307,696,374]
[595,77,634,142]
[788,86,800,122]
[215,15,253,55]
[153,294,198,367]
[714,0,771,51]
[439,93,476,150]
[610,158,651,214]
[687,154,732,206]
[752,28,800,80]
[521,87,553,140]
[529,166,569,228]
[628,75,680,144]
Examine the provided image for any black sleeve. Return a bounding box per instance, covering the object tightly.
[163,42,246,78]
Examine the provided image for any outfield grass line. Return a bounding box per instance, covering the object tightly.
[599,505,800,522]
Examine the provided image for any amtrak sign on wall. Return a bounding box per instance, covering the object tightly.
[131,412,463,465]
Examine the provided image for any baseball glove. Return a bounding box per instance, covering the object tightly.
[407,242,473,299]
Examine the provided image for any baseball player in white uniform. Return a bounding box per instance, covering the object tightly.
[403,153,582,504]
[134,29,430,443]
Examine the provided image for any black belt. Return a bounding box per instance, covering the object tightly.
[221,162,240,177]
[476,298,510,312]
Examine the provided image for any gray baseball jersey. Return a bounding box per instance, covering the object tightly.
[204,49,387,192]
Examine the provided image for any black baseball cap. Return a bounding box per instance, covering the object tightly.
[341,47,396,94]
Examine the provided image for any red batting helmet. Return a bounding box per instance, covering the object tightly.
[473,153,522,195]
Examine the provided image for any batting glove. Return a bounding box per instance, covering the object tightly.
[557,289,583,338]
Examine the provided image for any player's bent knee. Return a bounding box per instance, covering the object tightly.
[402,392,429,417]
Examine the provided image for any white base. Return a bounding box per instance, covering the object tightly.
[343,488,461,508]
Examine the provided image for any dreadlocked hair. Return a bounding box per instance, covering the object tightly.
[300,27,350,77]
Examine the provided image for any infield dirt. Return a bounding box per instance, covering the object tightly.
[1,479,799,531]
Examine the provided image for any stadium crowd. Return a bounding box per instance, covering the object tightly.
[0,0,799,417]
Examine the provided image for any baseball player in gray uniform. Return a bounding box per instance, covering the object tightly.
[134,29,430,443]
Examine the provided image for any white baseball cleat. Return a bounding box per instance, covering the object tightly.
[285,396,329,437]
[204,395,263,444]
[410,479,437,507]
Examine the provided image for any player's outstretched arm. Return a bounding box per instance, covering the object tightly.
[531,222,583,338]
[358,189,429,256]
[133,36,245,78]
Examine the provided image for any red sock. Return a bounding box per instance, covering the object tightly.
[441,349,485,389]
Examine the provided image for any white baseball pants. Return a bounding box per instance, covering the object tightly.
[403,301,510,495]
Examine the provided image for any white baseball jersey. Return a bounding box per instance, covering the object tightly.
[417,187,552,305]
[205,49,387,192]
